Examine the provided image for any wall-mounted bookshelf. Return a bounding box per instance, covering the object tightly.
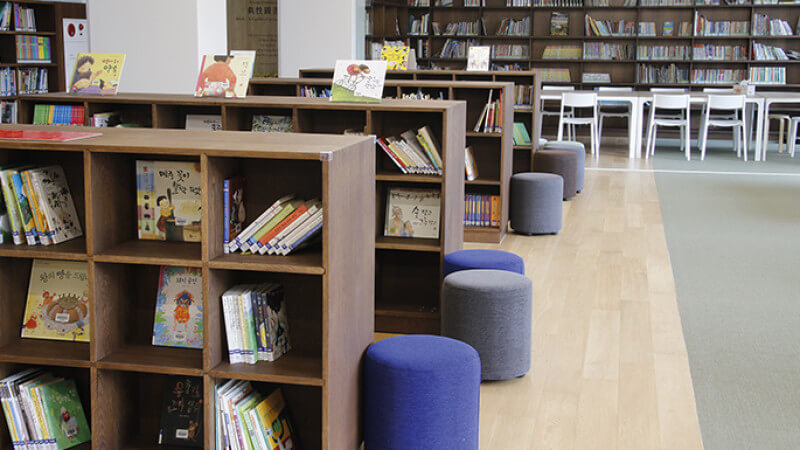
[365,0,800,88]
[17,93,466,334]
[248,77,517,244]
[0,124,374,449]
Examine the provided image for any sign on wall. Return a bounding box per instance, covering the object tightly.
[227,0,278,77]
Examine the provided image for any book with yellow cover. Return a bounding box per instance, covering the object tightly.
[21,259,90,342]
[254,389,296,449]
[68,53,125,95]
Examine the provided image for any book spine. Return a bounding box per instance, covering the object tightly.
[241,290,257,365]
[491,195,500,227]
[221,292,238,364]
[254,289,268,361]
[0,171,23,245]
[286,219,323,255]
[21,171,49,245]
[10,171,37,245]
[223,179,230,254]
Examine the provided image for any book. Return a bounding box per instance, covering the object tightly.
[0,130,97,141]
[21,259,90,342]
[38,378,91,449]
[11,170,38,245]
[27,165,83,244]
[253,389,296,449]
[185,114,222,131]
[0,164,24,245]
[21,169,50,245]
[467,46,491,71]
[513,122,531,145]
[68,53,125,95]
[465,146,478,181]
[228,194,294,253]
[663,21,675,36]
[464,194,501,227]
[159,376,204,447]
[384,187,441,239]
[194,53,254,98]
[381,43,410,71]
[136,160,202,242]
[0,190,9,244]
[221,283,291,364]
[152,266,203,349]
[252,115,293,132]
[90,111,121,127]
[223,176,246,255]
[550,12,569,36]
[331,59,387,103]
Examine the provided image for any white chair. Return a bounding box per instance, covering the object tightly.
[698,95,748,161]
[557,92,599,156]
[542,85,575,139]
[596,86,633,144]
[648,88,689,144]
[769,114,790,153]
[645,94,691,160]
[786,116,800,157]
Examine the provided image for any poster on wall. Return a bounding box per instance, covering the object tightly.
[227,0,278,77]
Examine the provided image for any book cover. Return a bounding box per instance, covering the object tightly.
[0,166,24,245]
[185,114,222,131]
[194,53,254,98]
[254,389,296,450]
[27,166,83,244]
[152,266,203,349]
[331,60,387,103]
[265,285,291,361]
[663,21,675,36]
[68,53,125,95]
[39,378,90,450]
[252,115,293,132]
[20,170,50,245]
[381,44,410,71]
[135,160,201,242]
[11,171,38,245]
[0,192,9,244]
[0,130,100,142]
[223,176,246,255]
[384,187,441,239]
[550,12,569,36]
[21,259,90,342]
[467,46,491,72]
[159,376,204,447]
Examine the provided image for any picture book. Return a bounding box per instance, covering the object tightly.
[136,160,202,242]
[0,130,100,141]
[27,165,83,244]
[663,21,675,36]
[384,187,441,239]
[185,114,222,131]
[550,12,569,36]
[38,378,90,449]
[223,176,246,254]
[252,115,293,132]
[331,59,387,103]
[467,46,491,72]
[254,389,296,449]
[381,43,410,71]
[0,192,9,244]
[0,165,24,245]
[513,122,531,146]
[68,53,125,95]
[11,170,38,245]
[21,259,89,342]
[194,53,255,98]
[159,375,204,447]
[152,266,203,349]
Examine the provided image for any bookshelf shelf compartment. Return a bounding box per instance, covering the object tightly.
[208,252,325,275]
[97,344,203,376]
[0,237,87,260]
[93,240,202,266]
[375,236,442,252]
[210,352,324,386]
[0,339,90,367]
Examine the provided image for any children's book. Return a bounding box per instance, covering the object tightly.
[381,43,410,71]
[194,53,255,98]
[550,12,569,36]
[252,115,293,132]
[663,21,675,36]
[152,266,203,349]
[0,130,100,141]
[0,189,10,244]
[223,176,246,254]
[467,46,491,72]
[331,60,387,103]
[185,114,222,131]
[27,165,83,244]
[10,171,37,245]
[68,53,125,95]
[21,259,90,343]
[159,375,204,447]
[384,187,441,239]
[254,389,296,450]
[38,378,90,450]
[136,160,202,242]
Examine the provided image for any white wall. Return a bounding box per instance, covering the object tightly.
[87,0,226,94]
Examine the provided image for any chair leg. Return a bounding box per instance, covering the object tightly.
[651,126,658,157]
[789,121,798,157]
[591,121,599,157]
[778,118,786,153]
[700,121,709,160]
[734,123,741,157]
[557,117,564,141]
[645,121,653,160]
[684,124,691,160]
[742,125,748,161]
[598,115,604,144]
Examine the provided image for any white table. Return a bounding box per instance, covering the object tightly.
[758,92,800,161]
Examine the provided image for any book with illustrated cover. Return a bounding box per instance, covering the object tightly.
[21,259,89,342]
[384,187,441,239]
[331,59,387,103]
[152,266,203,349]
[136,160,202,242]
[550,12,569,36]
[10,170,38,245]
[159,375,204,447]
[381,43,410,71]
[68,53,125,95]
[194,53,254,98]
[663,21,675,36]
[254,389,296,449]
[467,46,491,71]
[38,378,90,449]
[223,176,246,255]
[20,171,50,245]
[27,165,83,245]
[252,115,293,132]
[0,164,25,245]
[0,191,10,243]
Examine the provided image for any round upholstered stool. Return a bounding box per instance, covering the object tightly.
[442,269,533,381]
[510,172,563,235]
[443,249,525,278]
[364,335,480,450]
[543,140,585,193]
[533,150,578,200]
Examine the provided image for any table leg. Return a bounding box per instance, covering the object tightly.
[755,99,765,162]
[628,99,638,159]
[633,98,645,158]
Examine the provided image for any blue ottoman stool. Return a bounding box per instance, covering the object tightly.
[543,140,585,192]
[364,335,480,450]
[443,249,525,278]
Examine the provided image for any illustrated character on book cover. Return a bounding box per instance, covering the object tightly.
[384,188,441,239]
[69,53,125,95]
[137,161,202,242]
[60,406,79,439]
[21,260,90,342]
[331,60,387,103]
[153,266,203,349]
[194,54,254,98]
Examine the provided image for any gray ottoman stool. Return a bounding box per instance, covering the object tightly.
[543,140,585,193]
[533,150,578,200]
[510,172,563,235]
[442,269,533,381]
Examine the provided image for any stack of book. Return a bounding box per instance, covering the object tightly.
[443,19,484,36]
[0,369,91,449]
[691,68,745,84]
[586,0,636,4]
[514,85,533,108]
[15,36,50,63]
[300,85,331,97]
[0,66,15,96]
[439,39,477,58]
[17,67,47,94]
[91,111,122,127]
[513,122,532,146]
[492,44,528,58]
[0,164,82,246]
[32,104,84,125]
[215,382,296,450]
[637,45,690,61]
[464,0,485,5]
[507,0,532,5]
[583,42,633,60]
[409,0,430,5]
[435,0,454,5]
[535,0,583,5]
[694,13,749,36]
[473,92,503,133]
[377,126,444,175]
[222,283,290,364]
[543,45,581,60]
[585,16,635,36]
[753,43,790,60]
[464,194,500,228]
[401,89,446,100]
[492,62,525,71]
[409,13,430,35]
[638,22,657,36]
[750,66,786,85]
[497,17,530,36]
[637,63,689,83]
[752,14,794,36]
[0,2,11,30]
[640,0,690,4]
[692,44,747,61]
[536,68,571,82]
[6,2,36,31]
[226,195,324,256]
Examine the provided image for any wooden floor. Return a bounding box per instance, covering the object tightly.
[463,148,704,449]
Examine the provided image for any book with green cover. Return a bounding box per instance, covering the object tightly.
[245,200,303,253]
[513,122,531,145]
[38,378,90,450]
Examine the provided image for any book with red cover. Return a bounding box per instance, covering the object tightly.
[0,130,101,141]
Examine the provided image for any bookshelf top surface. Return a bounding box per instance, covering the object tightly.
[0,124,373,159]
[251,77,516,90]
[300,68,541,76]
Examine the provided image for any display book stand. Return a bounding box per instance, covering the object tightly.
[249,77,517,244]
[16,94,466,334]
[0,124,375,449]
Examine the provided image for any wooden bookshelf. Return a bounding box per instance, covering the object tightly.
[364,0,800,89]
[17,93,466,334]
[249,77,519,244]
[0,124,374,449]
